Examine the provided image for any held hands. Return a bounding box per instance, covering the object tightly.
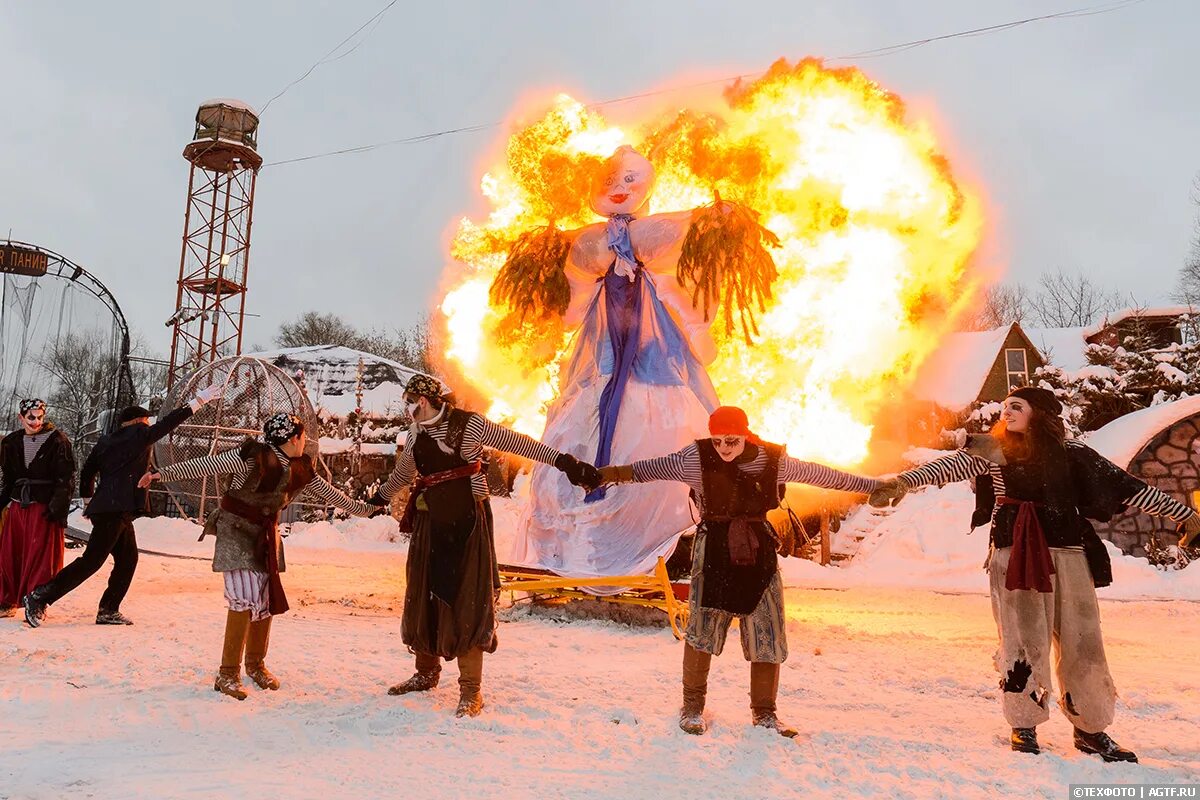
[191,385,223,409]
[868,476,910,509]
[367,504,390,519]
[1179,514,1200,548]
[554,454,603,491]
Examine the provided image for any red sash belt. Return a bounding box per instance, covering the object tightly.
[997,496,1055,593]
[397,460,483,533]
[220,496,290,616]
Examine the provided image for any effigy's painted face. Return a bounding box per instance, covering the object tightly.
[590,146,655,217]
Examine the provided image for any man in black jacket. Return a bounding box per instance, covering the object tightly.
[23,385,221,627]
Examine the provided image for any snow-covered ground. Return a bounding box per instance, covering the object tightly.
[3,488,1198,799]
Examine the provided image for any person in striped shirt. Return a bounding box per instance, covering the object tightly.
[373,374,601,717]
[871,386,1200,763]
[144,411,382,700]
[598,405,879,738]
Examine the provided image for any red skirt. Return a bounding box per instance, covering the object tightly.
[0,503,65,608]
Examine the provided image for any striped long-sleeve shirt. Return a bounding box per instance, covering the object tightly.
[158,445,374,517]
[380,411,562,499]
[899,440,1194,524]
[631,442,879,509]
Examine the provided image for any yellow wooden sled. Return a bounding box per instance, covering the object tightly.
[499,557,690,640]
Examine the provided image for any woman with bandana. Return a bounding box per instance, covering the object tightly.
[143,412,384,700]
[871,386,1200,762]
[0,399,74,616]
[373,374,600,717]
[509,145,780,590]
[598,406,879,737]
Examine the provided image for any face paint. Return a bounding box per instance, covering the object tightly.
[712,435,747,462]
[1000,398,1032,434]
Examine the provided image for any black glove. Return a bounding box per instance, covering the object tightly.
[367,504,389,519]
[367,490,388,506]
[554,453,602,490]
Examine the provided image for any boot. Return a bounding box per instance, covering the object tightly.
[22,586,50,628]
[244,617,280,690]
[1011,727,1040,754]
[455,648,484,718]
[214,610,251,701]
[388,651,441,695]
[750,662,798,738]
[679,644,711,735]
[96,609,134,626]
[1074,728,1138,763]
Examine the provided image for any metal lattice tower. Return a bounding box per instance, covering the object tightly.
[167,99,263,390]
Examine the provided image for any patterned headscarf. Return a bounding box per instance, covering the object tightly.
[263,412,304,445]
[19,399,46,417]
[404,374,445,400]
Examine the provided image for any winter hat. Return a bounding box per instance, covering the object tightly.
[404,374,445,400]
[19,399,46,416]
[119,406,152,424]
[1006,386,1062,416]
[263,412,304,445]
[708,406,759,442]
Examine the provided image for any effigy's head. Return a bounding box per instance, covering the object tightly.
[590,145,655,217]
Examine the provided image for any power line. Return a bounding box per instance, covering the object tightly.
[259,0,400,116]
[262,0,1146,169]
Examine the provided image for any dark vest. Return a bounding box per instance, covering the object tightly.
[695,439,783,615]
[206,440,315,573]
[411,409,483,603]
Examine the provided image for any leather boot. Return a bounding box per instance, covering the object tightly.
[750,662,798,738]
[214,610,251,700]
[455,648,484,717]
[1074,728,1137,763]
[679,644,711,735]
[1011,727,1040,754]
[244,616,280,690]
[388,651,442,695]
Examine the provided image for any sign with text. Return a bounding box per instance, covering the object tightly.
[0,245,49,277]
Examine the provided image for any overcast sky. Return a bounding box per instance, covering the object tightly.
[3,0,1197,355]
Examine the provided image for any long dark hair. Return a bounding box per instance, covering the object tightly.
[990,406,1066,463]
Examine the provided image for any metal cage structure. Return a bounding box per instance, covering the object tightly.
[153,356,322,520]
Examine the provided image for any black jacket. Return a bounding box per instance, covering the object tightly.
[80,406,193,518]
[0,424,76,524]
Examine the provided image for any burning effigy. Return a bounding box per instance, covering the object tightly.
[439,58,985,580]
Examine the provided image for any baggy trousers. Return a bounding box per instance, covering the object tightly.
[40,512,139,613]
[988,546,1116,733]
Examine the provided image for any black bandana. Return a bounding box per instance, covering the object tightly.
[404,374,445,399]
[263,412,303,445]
[19,399,46,416]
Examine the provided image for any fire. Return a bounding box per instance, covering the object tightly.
[440,59,983,465]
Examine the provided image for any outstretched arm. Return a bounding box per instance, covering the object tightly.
[898,450,991,488]
[467,416,562,466]
[156,448,248,484]
[375,446,416,502]
[628,445,699,488]
[780,456,878,495]
[300,476,376,517]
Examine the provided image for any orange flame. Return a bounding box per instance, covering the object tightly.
[440,59,984,466]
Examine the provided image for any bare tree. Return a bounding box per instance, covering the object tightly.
[1173,175,1200,307]
[275,311,359,349]
[961,283,1031,331]
[37,330,119,449]
[1028,270,1121,328]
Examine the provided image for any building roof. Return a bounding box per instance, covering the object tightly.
[1084,393,1200,469]
[1024,326,1090,372]
[911,324,1015,410]
[1082,305,1194,339]
[246,345,433,417]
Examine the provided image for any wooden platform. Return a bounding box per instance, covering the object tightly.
[498,557,690,640]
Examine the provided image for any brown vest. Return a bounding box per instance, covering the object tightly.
[206,440,315,573]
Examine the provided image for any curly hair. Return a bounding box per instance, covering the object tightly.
[990,406,1066,463]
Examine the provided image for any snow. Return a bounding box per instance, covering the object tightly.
[911,324,1012,410]
[318,437,398,456]
[1082,305,1196,339]
[246,345,433,418]
[1025,326,1089,372]
[5,496,1198,798]
[1084,394,1200,469]
[200,97,259,115]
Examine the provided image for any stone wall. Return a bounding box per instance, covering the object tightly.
[1093,415,1199,557]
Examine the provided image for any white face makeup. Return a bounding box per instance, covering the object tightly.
[21,409,45,435]
[1000,397,1032,434]
[590,146,655,217]
[711,435,747,462]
